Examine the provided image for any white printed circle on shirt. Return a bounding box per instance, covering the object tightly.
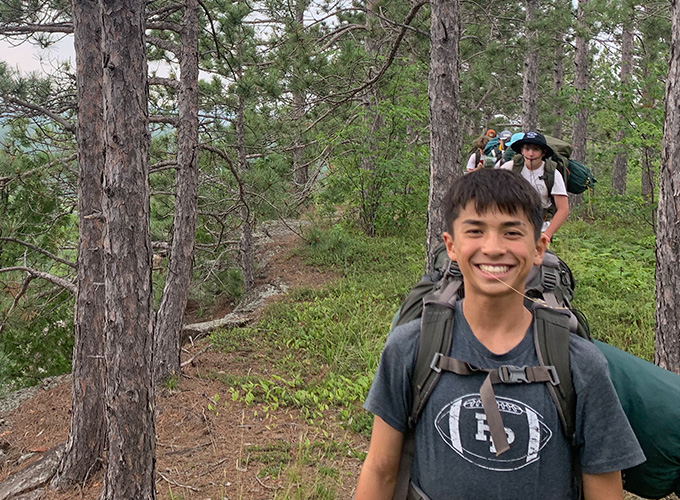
[434,394,553,471]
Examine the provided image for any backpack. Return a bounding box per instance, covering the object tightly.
[566,159,597,194]
[483,137,501,156]
[470,148,499,170]
[389,244,680,500]
[511,156,560,218]
[511,135,597,195]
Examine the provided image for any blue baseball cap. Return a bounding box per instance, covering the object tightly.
[506,132,524,148]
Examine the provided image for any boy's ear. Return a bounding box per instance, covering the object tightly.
[533,233,549,265]
[442,232,457,262]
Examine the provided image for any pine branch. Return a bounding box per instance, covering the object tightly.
[0,237,76,269]
[0,267,76,294]
[1,95,76,134]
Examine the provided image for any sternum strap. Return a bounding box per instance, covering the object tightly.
[433,355,559,456]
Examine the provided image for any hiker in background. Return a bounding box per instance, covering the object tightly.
[503,132,524,162]
[465,134,491,173]
[483,130,513,168]
[499,131,569,243]
[354,169,644,500]
[497,130,512,154]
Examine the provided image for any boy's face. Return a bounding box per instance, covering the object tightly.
[442,202,547,300]
[521,144,545,169]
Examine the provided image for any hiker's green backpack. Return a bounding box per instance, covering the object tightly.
[511,135,596,195]
[483,137,502,166]
[389,244,680,500]
[483,137,500,156]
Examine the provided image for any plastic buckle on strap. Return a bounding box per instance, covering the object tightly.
[498,365,530,384]
[542,269,558,290]
[430,352,443,373]
[546,366,560,386]
[446,261,463,280]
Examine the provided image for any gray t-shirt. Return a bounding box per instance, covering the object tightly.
[364,301,645,500]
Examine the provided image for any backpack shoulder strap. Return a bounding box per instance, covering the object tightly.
[394,287,459,500]
[542,159,556,195]
[409,291,457,427]
[532,303,576,439]
[532,302,585,498]
[512,155,524,175]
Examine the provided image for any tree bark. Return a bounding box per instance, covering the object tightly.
[655,0,680,374]
[153,0,200,384]
[52,0,107,487]
[522,0,539,131]
[552,33,564,139]
[426,0,460,275]
[572,0,590,164]
[291,2,308,192]
[612,18,633,195]
[642,145,656,203]
[236,93,255,291]
[100,1,156,498]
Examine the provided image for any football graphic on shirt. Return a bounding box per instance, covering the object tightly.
[434,394,552,471]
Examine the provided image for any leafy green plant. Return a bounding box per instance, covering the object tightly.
[552,218,655,360]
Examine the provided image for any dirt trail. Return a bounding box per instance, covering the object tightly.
[0,219,363,500]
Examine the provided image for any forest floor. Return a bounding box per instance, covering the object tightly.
[0,220,368,500]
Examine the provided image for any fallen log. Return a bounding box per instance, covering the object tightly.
[0,445,63,500]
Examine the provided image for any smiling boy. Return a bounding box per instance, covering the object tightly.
[499,131,569,243]
[355,169,644,500]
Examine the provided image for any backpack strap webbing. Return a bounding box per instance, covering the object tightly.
[541,158,556,194]
[393,287,459,500]
[533,303,583,498]
[533,304,576,439]
[432,355,559,456]
[409,295,457,427]
[407,482,431,500]
[526,251,563,308]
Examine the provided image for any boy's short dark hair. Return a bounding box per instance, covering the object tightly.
[443,169,543,240]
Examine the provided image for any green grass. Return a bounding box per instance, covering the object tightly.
[555,196,656,360]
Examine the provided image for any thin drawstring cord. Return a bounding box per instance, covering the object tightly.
[486,273,571,312]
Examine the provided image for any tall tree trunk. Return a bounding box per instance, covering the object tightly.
[612,18,633,195]
[426,0,460,275]
[358,0,383,237]
[552,33,564,139]
[53,0,106,487]
[656,0,680,374]
[291,90,307,190]
[572,0,590,164]
[291,2,308,194]
[642,144,656,203]
[154,0,200,383]
[100,1,156,498]
[522,0,539,131]
[236,93,255,291]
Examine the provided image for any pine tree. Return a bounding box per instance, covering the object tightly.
[655,0,680,374]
